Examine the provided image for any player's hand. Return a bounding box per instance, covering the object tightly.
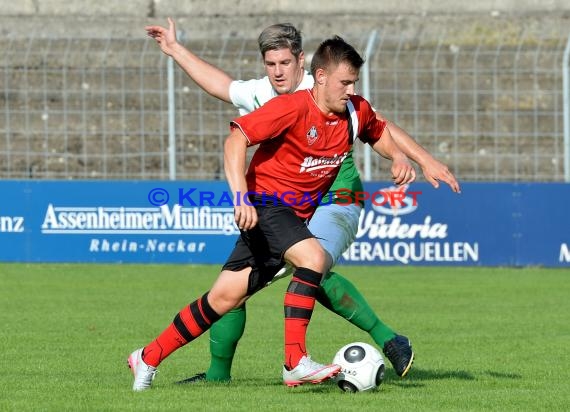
[391,155,416,186]
[234,204,258,231]
[145,17,179,56]
[420,157,461,193]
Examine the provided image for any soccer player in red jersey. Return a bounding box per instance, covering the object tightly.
[127,36,415,391]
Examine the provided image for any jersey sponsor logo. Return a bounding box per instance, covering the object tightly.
[299,152,348,173]
[306,126,318,145]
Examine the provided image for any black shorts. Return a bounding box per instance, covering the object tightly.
[222,201,314,294]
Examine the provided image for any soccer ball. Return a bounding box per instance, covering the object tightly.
[332,342,385,392]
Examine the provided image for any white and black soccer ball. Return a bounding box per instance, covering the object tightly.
[333,342,385,392]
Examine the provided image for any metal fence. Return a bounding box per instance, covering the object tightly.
[1,28,569,182]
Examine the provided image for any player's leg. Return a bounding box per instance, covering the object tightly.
[177,204,340,387]
[282,236,341,386]
[282,237,329,366]
[178,237,289,384]
[252,203,339,386]
[205,305,246,381]
[177,305,246,384]
[309,203,395,344]
[128,266,250,391]
[201,262,286,382]
[309,203,414,376]
[316,271,396,346]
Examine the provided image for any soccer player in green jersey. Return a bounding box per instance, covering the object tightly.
[145,18,461,382]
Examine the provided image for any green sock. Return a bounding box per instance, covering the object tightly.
[205,305,246,381]
[317,271,396,348]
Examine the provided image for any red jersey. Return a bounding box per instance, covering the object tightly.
[231,89,386,219]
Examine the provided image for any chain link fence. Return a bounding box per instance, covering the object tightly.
[1,28,569,181]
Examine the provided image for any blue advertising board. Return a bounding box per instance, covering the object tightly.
[0,181,239,264]
[342,182,569,267]
[0,180,568,267]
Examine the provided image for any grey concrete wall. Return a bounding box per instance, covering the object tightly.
[1,1,568,41]
[1,1,568,181]
[2,0,570,16]
[1,10,569,41]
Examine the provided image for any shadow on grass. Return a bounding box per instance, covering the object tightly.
[384,367,521,388]
[173,368,521,391]
[383,367,475,388]
[483,370,522,379]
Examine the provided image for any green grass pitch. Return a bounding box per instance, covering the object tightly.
[1,264,569,411]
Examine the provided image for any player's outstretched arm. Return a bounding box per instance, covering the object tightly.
[371,127,416,186]
[224,128,258,230]
[376,113,461,193]
[145,17,234,103]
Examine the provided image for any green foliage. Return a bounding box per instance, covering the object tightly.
[1,264,569,411]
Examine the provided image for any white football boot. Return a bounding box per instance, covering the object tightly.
[127,348,157,391]
[282,355,341,387]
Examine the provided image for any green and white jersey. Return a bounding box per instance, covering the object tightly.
[228,72,364,206]
[229,71,314,115]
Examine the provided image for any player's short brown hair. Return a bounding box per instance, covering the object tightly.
[310,36,364,75]
[258,23,303,59]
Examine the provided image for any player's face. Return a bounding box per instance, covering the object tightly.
[263,48,305,95]
[320,62,359,114]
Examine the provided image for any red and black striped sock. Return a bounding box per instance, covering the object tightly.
[142,292,221,367]
[284,267,322,369]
